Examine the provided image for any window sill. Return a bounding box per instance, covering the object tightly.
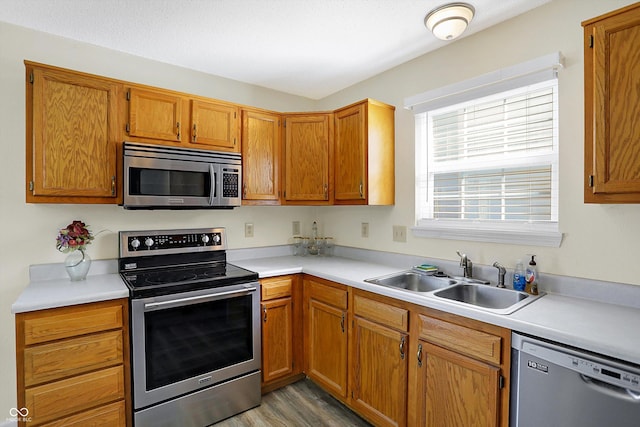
[411,223,563,247]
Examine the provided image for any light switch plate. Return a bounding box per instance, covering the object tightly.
[361,222,369,238]
[292,221,301,236]
[245,223,254,238]
[393,225,407,243]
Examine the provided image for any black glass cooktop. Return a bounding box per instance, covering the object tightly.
[121,262,258,298]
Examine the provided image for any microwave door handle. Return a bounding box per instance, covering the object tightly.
[208,163,216,206]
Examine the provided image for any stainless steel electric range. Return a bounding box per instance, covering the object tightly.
[119,227,261,427]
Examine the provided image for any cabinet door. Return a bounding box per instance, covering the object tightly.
[262,298,293,383]
[584,4,640,201]
[417,341,500,427]
[352,316,408,427]
[29,67,119,200]
[191,100,239,151]
[306,299,348,397]
[335,103,366,201]
[242,109,281,202]
[284,114,332,202]
[127,87,182,142]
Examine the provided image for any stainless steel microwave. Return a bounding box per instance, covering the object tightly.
[123,142,241,209]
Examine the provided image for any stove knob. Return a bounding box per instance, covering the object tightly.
[144,237,154,248]
[130,238,141,250]
[201,234,210,244]
[213,234,221,244]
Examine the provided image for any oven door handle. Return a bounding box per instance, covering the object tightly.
[144,287,257,311]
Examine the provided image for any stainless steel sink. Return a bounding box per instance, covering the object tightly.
[434,283,541,314]
[365,271,457,293]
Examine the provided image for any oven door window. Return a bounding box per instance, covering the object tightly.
[144,295,253,390]
[129,167,211,197]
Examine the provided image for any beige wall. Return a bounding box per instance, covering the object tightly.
[2,0,639,415]
[0,22,317,415]
[316,0,640,284]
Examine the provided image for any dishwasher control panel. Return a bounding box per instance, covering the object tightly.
[521,340,640,393]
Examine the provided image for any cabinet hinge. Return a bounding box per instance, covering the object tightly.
[499,375,505,390]
[29,181,34,191]
[589,175,594,187]
[234,112,237,119]
[126,123,130,133]
[589,34,594,48]
[29,72,34,84]
[126,91,130,101]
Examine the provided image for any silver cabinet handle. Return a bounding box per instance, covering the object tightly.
[400,336,406,360]
[417,343,423,367]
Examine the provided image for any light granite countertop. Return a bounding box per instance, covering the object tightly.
[12,252,640,366]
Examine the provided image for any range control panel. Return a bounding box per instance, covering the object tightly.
[119,228,226,257]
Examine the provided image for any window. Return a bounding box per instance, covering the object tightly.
[407,53,563,247]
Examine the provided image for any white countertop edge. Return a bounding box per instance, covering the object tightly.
[12,271,129,314]
[233,255,640,366]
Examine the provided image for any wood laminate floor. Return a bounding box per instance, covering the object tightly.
[214,379,372,427]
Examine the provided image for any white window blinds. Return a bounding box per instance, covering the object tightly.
[408,53,563,247]
[426,81,558,222]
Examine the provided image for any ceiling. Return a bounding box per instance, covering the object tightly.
[0,0,551,99]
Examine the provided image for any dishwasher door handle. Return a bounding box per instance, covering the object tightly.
[580,374,640,402]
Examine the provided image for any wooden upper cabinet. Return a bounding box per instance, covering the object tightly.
[283,114,333,204]
[242,109,281,203]
[334,99,395,205]
[583,3,640,203]
[190,100,239,152]
[126,87,183,143]
[27,63,120,203]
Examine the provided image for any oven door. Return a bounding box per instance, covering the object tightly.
[130,282,261,409]
[124,154,220,208]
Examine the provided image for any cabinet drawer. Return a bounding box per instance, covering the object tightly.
[25,365,125,425]
[261,276,293,301]
[306,279,347,309]
[353,294,408,332]
[418,315,502,365]
[21,302,124,345]
[24,330,124,387]
[40,400,126,427]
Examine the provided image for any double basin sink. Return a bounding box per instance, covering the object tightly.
[364,270,543,315]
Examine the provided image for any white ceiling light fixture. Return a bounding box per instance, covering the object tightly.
[424,2,475,41]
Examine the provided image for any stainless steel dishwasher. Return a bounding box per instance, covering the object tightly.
[511,332,640,427]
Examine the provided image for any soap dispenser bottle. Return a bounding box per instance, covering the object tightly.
[513,260,526,291]
[526,255,539,295]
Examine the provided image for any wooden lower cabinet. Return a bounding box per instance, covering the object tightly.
[418,343,500,426]
[303,276,348,399]
[260,275,304,392]
[351,291,409,427]
[15,299,130,427]
[409,310,511,427]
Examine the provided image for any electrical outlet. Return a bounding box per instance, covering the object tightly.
[292,221,301,236]
[245,223,254,238]
[392,225,407,243]
[361,222,369,238]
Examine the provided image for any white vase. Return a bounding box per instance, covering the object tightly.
[65,249,91,281]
